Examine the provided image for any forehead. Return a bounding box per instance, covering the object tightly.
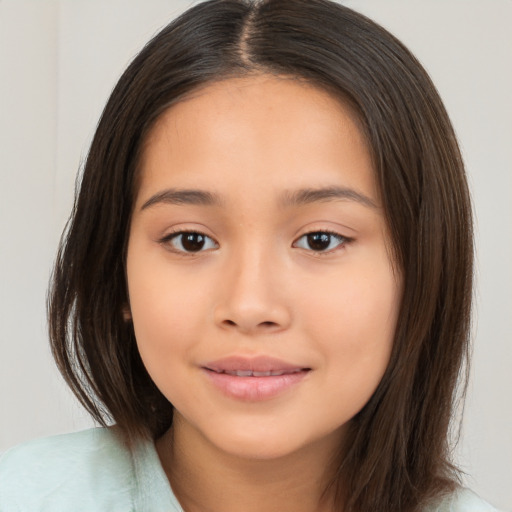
[136,74,377,206]
[147,74,365,147]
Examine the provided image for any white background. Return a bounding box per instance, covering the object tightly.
[0,1,510,509]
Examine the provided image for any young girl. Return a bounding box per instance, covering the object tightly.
[0,1,501,511]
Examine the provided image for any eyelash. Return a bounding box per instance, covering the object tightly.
[159,229,352,255]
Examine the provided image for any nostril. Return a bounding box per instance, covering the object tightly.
[221,319,278,329]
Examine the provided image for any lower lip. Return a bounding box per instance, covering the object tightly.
[202,369,309,401]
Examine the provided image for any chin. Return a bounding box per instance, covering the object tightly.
[203,419,344,462]
[216,433,304,461]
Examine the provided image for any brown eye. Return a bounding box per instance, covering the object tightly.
[307,233,331,251]
[164,231,218,253]
[182,233,206,251]
[294,231,347,252]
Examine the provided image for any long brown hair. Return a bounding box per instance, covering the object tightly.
[48,1,473,510]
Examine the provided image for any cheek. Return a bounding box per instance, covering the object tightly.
[302,253,399,337]
[299,255,400,399]
[128,276,211,409]
[126,252,208,371]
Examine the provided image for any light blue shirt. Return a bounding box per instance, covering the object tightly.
[0,428,500,511]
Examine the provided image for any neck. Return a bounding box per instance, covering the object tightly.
[155,416,341,512]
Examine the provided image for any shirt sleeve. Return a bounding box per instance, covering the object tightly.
[0,428,136,512]
[428,487,503,512]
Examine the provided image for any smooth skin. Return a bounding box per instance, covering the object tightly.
[126,75,401,512]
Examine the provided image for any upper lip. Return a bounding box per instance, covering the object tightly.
[203,356,310,375]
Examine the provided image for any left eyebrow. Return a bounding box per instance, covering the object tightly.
[279,186,378,209]
[140,188,222,211]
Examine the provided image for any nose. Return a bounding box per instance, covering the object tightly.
[213,246,292,335]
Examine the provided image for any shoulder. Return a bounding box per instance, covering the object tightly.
[426,487,502,512]
[0,427,136,512]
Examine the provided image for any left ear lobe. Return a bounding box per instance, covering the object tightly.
[122,304,132,321]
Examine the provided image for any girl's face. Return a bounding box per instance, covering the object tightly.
[126,75,401,460]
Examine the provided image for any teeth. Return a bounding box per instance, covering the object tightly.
[218,369,304,377]
[234,370,253,377]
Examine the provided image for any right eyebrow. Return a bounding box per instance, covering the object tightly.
[279,186,378,210]
[140,188,222,211]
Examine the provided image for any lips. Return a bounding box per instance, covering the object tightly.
[212,369,304,377]
[204,355,309,374]
[202,356,310,401]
